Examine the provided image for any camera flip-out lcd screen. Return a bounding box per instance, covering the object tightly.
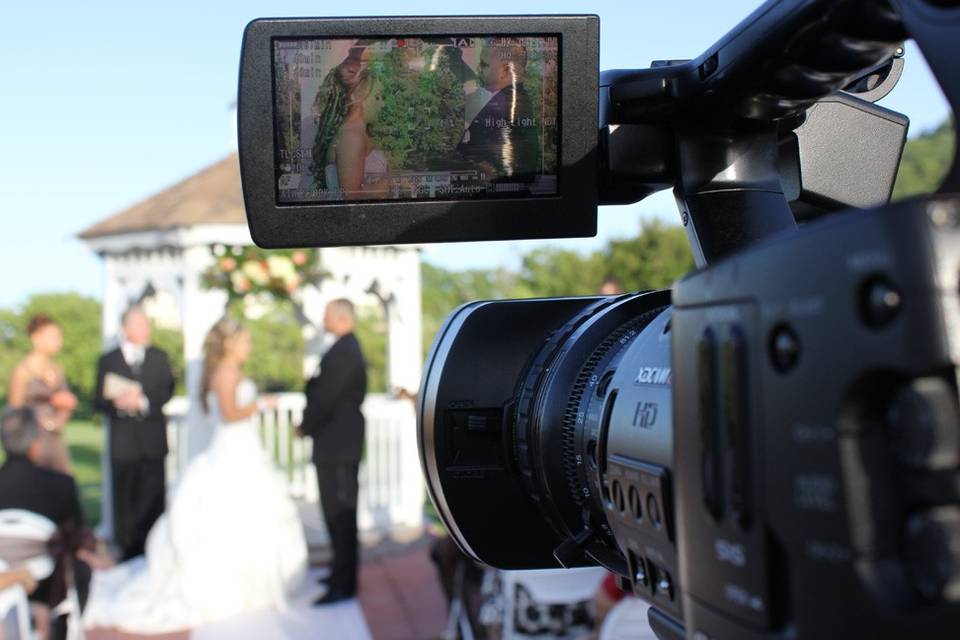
[272,36,560,204]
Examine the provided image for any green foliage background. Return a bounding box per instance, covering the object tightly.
[245,304,306,393]
[893,121,955,199]
[355,307,388,393]
[420,220,697,358]
[368,47,465,171]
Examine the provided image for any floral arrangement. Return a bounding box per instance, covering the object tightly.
[201,245,325,304]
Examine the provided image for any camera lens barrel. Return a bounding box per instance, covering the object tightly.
[418,290,672,572]
[511,292,671,572]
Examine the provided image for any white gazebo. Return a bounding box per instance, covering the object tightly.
[79,154,425,544]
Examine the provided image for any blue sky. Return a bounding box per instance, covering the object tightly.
[0,0,950,307]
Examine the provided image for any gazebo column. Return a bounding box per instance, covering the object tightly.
[386,250,423,393]
[101,255,125,343]
[298,281,326,378]
[180,245,227,461]
[96,254,126,543]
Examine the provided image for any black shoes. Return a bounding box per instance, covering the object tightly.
[313,589,355,606]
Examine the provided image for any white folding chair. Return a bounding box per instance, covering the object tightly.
[599,597,658,640]
[0,558,32,640]
[0,509,84,640]
[496,567,606,640]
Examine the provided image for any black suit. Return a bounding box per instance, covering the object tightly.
[457,82,540,180]
[0,457,88,614]
[302,333,366,595]
[94,345,175,560]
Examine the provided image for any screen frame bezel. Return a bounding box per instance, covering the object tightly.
[239,15,599,248]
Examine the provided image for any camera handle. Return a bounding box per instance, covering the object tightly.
[672,125,797,267]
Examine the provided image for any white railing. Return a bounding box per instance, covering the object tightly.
[164,393,424,534]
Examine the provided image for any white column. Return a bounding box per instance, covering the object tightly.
[101,255,124,343]
[96,254,123,543]
[386,249,423,392]
[180,245,228,460]
[299,273,326,378]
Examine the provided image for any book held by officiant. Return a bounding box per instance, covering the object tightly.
[102,373,143,400]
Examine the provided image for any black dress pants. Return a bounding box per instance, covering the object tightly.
[316,461,360,596]
[112,458,166,560]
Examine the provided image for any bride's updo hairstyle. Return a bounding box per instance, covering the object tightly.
[200,316,247,413]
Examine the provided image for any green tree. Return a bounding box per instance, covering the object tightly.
[421,264,523,357]
[893,121,955,200]
[355,307,388,393]
[369,46,465,170]
[516,248,606,298]
[245,304,305,393]
[0,309,31,409]
[418,221,694,360]
[150,325,185,396]
[20,294,102,418]
[604,220,695,290]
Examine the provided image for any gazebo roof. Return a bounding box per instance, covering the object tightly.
[78,154,245,240]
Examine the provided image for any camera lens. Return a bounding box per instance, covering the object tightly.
[419,290,671,571]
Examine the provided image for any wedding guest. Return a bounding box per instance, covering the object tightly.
[598,277,624,296]
[0,406,90,640]
[299,299,367,605]
[93,306,175,561]
[7,314,78,474]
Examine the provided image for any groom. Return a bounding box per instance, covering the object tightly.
[94,306,175,560]
[300,299,367,605]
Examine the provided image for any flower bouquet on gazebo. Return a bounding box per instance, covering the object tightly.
[201,245,326,305]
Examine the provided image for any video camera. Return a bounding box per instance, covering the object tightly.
[237,1,960,637]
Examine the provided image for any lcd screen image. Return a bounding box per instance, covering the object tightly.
[272,36,559,204]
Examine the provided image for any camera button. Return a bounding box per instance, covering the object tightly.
[628,485,643,520]
[647,493,663,530]
[769,324,801,372]
[612,480,626,513]
[860,276,902,328]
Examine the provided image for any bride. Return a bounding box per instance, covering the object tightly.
[310,48,391,201]
[84,317,308,633]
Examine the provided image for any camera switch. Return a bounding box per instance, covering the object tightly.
[723,326,752,528]
[886,377,960,470]
[903,506,960,602]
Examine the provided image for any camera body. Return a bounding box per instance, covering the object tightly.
[238,0,960,637]
[667,198,960,638]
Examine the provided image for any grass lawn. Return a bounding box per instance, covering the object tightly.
[0,420,104,528]
[65,420,104,527]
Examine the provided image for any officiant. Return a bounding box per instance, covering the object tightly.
[94,306,175,560]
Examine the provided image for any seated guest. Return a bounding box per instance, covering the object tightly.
[0,407,90,640]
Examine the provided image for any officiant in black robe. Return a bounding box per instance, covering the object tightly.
[94,306,175,560]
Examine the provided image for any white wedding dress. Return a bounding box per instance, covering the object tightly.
[84,379,308,633]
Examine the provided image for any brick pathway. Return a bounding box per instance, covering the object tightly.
[357,538,448,640]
